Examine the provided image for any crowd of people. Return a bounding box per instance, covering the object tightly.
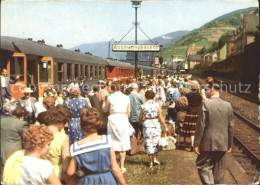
[0,71,235,185]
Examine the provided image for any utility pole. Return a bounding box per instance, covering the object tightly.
[132,0,142,79]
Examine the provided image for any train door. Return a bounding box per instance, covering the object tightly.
[26,56,38,97]
[8,52,27,100]
[38,57,53,98]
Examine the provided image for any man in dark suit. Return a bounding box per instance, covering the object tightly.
[194,83,234,185]
[18,87,37,124]
[0,68,20,103]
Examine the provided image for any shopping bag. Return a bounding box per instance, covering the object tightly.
[129,123,135,136]
[159,132,176,151]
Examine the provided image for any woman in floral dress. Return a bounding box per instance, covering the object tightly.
[64,87,88,144]
[139,90,168,168]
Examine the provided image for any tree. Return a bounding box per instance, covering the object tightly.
[217,33,228,49]
[197,47,207,55]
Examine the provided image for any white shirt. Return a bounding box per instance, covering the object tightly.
[1,76,6,88]
[25,98,33,113]
[19,156,53,185]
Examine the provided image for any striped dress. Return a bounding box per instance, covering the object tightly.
[181,92,202,137]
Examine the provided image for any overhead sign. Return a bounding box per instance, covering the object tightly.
[112,44,160,52]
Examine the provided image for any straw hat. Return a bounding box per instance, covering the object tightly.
[22,87,33,93]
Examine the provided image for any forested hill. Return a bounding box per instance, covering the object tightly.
[160,7,258,62]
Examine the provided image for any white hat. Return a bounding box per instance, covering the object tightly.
[131,83,138,88]
[98,80,106,84]
[22,87,34,93]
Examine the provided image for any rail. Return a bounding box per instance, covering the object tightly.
[233,136,260,168]
[234,111,260,133]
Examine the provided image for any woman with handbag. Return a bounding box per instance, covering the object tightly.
[139,90,169,168]
[102,81,131,173]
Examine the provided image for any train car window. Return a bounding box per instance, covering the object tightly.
[39,60,51,82]
[67,63,72,81]
[75,64,79,80]
[102,67,105,79]
[99,66,101,77]
[80,65,83,78]
[85,65,88,80]
[95,66,98,78]
[58,62,63,82]
[90,65,93,80]
[10,57,24,81]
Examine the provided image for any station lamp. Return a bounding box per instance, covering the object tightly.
[131,0,142,8]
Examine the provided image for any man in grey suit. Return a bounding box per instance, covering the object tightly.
[194,83,234,185]
[0,68,20,103]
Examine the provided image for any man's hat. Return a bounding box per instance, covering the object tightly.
[131,83,138,88]
[22,87,33,93]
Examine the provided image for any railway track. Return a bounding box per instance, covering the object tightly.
[214,79,259,105]
[232,111,260,181]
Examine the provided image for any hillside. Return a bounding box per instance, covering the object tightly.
[70,31,189,60]
[160,7,258,62]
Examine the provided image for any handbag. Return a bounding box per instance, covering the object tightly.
[129,123,135,136]
[158,132,176,151]
[169,102,175,109]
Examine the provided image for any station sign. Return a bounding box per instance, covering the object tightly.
[112,44,160,52]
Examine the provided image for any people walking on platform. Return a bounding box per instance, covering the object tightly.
[0,68,20,104]
[194,83,234,185]
[138,82,147,102]
[64,86,88,144]
[150,79,157,94]
[18,87,37,124]
[1,104,29,173]
[103,81,131,173]
[201,76,214,100]
[181,81,202,151]
[98,80,110,133]
[155,79,166,107]
[67,108,126,185]
[43,106,72,182]
[124,77,134,95]
[78,76,87,98]
[128,83,145,155]
[166,80,180,136]
[2,125,61,185]
[139,90,169,168]
[89,84,107,134]
[174,88,188,142]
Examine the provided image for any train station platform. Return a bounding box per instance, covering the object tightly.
[124,143,252,184]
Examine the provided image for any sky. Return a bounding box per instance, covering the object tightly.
[1,0,259,49]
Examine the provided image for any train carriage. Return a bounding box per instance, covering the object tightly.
[1,36,107,100]
[1,36,174,101]
[105,58,135,83]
